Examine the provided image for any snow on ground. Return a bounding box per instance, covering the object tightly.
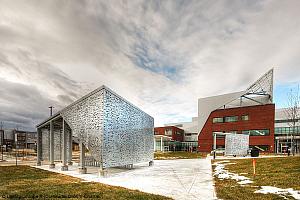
[212,160,253,185]
[213,160,300,199]
[34,158,216,200]
[255,186,300,200]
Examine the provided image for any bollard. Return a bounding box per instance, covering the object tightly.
[252,158,256,177]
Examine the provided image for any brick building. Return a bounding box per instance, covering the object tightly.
[197,69,275,152]
[198,104,275,152]
[157,69,276,154]
[0,129,37,151]
[154,126,184,142]
[154,126,185,151]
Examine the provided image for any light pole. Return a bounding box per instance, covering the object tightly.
[49,106,54,117]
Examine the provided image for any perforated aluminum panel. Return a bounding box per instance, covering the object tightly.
[61,89,105,162]
[41,129,49,161]
[225,134,249,156]
[41,127,71,162]
[102,89,154,168]
[54,129,62,160]
[59,87,154,168]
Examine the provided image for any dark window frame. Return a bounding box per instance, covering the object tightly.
[241,115,249,121]
[224,116,238,123]
[242,129,270,136]
[213,117,224,123]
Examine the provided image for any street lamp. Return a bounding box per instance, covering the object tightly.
[49,106,54,117]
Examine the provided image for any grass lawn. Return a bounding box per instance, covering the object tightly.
[213,156,300,200]
[0,166,171,199]
[154,151,207,160]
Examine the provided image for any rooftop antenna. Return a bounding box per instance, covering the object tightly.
[48,106,54,117]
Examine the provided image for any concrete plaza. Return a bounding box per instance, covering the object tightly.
[35,158,216,200]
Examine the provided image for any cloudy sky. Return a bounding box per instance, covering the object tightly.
[0,0,300,131]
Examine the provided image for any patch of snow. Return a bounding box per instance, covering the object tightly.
[255,186,300,200]
[238,180,253,185]
[213,161,252,185]
[214,160,230,164]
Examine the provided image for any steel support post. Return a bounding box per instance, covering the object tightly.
[36,128,42,166]
[61,120,68,171]
[68,129,73,165]
[78,140,87,174]
[160,137,163,152]
[213,133,217,159]
[49,120,55,169]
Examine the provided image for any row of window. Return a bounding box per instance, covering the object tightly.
[275,126,300,135]
[164,129,183,136]
[154,129,183,136]
[213,129,270,137]
[242,129,270,136]
[275,119,300,123]
[213,115,249,123]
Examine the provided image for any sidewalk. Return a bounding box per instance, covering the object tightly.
[35,158,216,200]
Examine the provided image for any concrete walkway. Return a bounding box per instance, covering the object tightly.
[35,158,216,200]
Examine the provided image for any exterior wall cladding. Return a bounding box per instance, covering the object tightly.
[198,104,275,152]
[154,126,184,142]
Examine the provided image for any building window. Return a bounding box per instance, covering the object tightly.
[165,129,172,136]
[241,115,249,121]
[275,126,300,135]
[213,117,224,123]
[224,116,238,122]
[242,129,270,136]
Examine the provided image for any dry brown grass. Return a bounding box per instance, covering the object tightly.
[0,166,171,199]
[154,151,207,160]
[213,156,300,200]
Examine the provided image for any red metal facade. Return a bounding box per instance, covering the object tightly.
[154,126,184,142]
[198,104,275,152]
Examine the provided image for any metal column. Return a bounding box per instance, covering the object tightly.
[78,140,87,174]
[98,148,107,177]
[213,133,217,159]
[49,121,55,168]
[61,120,68,171]
[160,137,163,152]
[36,128,42,166]
[68,129,73,165]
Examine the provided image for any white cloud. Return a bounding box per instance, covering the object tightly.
[0,0,300,130]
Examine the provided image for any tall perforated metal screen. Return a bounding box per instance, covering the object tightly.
[225,134,249,156]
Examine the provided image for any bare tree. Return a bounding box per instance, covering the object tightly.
[284,85,300,155]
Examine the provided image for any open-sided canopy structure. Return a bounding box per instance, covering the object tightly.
[36,85,154,173]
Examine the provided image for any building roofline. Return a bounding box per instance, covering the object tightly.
[36,85,153,129]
